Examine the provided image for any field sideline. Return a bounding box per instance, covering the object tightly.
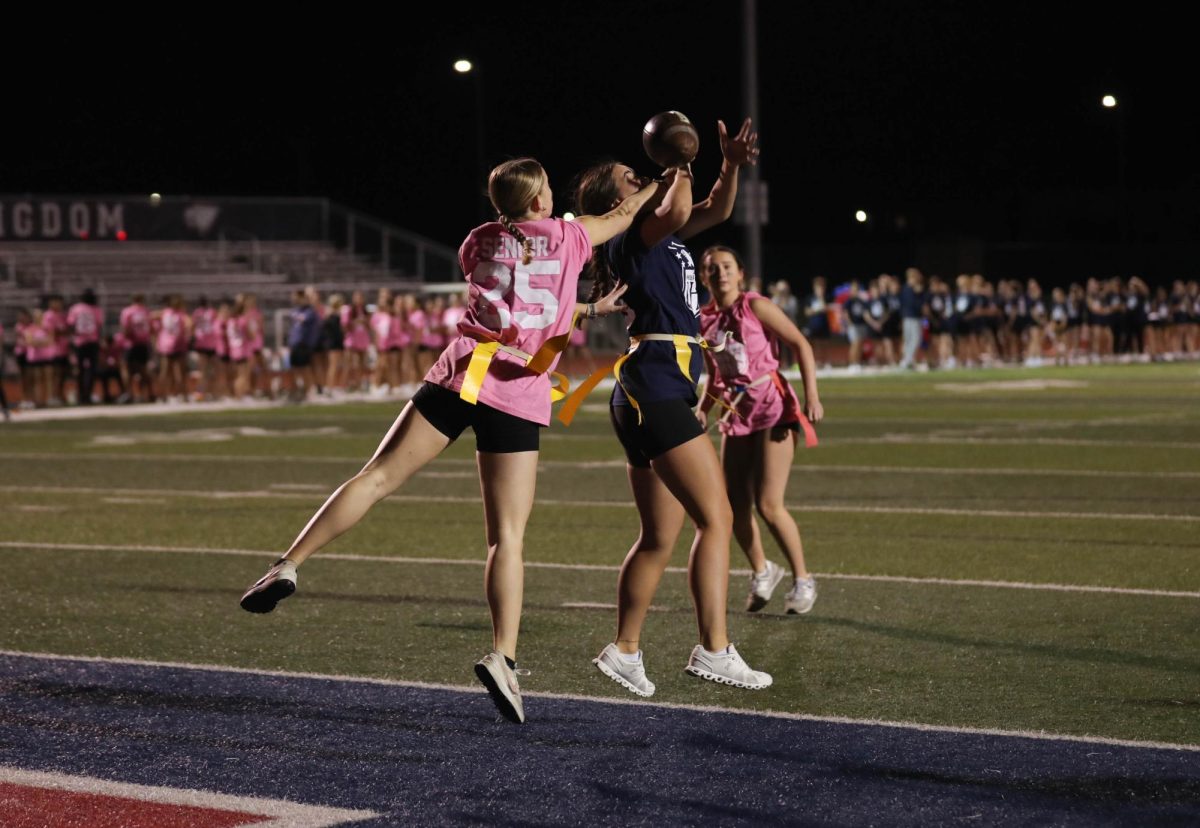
[1,362,1198,823]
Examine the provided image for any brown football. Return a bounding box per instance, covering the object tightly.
[642,111,700,168]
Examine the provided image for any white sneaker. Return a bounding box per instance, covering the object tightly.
[593,643,655,697]
[785,576,817,615]
[240,557,297,613]
[746,560,786,612]
[474,651,525,723]
[684,644,772,689]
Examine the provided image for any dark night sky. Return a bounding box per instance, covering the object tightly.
[5,3,1197,261]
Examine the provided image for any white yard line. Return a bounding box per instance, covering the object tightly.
[4,451,1198,479]
[1,649,1195,754]
[3,484,1197,523]
[1,540,1196,599]
[0,765,378,826]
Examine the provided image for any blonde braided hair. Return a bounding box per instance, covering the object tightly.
[488,158,545,265]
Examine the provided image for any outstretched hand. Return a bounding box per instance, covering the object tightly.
[718,118,760,167]
[593,282,629,317]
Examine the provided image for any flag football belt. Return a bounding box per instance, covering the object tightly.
[458,313,577,406]
[706,370,819,448]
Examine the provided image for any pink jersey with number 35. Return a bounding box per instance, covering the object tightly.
[424,217,592,425]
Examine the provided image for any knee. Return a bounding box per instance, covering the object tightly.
[755,498,788,526]
[695,500,733,536]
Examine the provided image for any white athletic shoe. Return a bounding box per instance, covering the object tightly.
[593,643,655,697]
[746,560,786,612]
[684,644,772,689]
[785,576,817,615]
[240,557,297,613]
[474,651,525,723]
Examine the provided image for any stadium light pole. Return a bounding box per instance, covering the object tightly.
[455,59,489,224]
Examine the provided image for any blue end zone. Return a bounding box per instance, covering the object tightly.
[1,653,1197,825]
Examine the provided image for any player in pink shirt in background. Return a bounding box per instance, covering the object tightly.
[697,245,824,615]
[156,295,192,401]
[369,288,394,393]
[385,293,413,392]
[241,158,658,723]
[408,298,432,377]
[191,297,221,400]
[241,294,267,398]
[341,291,370,392]
[42,296,69,405]
[67,288,105,405]
[23,310,54,407]
[226,297,253,399]
[120,294,155,402]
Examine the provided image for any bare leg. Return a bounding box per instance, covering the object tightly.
[282,402,451,565]
[754,427,809,578]
[722,434,767,572]
[650,435,734,652]
[477,451,538,660]
[614,465,687,654]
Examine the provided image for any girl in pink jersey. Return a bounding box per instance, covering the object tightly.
[341,291,370,391]
[67,289,104,405]
[24,310,54,407]
[698,246,823,615]
[386,293,413,391]
[241,294,268,398]
[227,298,253,398]
[156,295,191,401]
[120,294,156,403]
[191,297,221,400]
[407,297,432,377]
[241,158,659,723]
[369,288,394,392]
[42,296,69,405]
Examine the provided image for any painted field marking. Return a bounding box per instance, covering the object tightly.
[0,765,378,827]
[3,484,1197,523]
[101,497,167,505]
[2,541,1197,600]
[4,451,1199,479]
[2,650,1196,754]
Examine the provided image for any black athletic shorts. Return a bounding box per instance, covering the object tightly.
[290,344,312,368]
[412,381,539,453]
[126,343,150,367]
[610,397,705,469]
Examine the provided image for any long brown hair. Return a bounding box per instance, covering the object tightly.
[573,161,622,302]
[488,158,545,265]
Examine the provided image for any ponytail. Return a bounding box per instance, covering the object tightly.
[497,214,534,265]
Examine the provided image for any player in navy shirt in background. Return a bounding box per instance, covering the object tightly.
[574,117,774,696]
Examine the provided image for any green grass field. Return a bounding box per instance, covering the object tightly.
[2,362,1197,746]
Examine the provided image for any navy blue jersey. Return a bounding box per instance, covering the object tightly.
[845,295,867,324]
[605,218,703,406]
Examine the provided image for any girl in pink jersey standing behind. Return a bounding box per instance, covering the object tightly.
[156,295,191,402]
[67,289,104,406]
[191,297,221,400]
[369,288,394,393]
[120,294,155,403]
[341,291,371,392]
[241,158,658,723]
[698,245,824,614]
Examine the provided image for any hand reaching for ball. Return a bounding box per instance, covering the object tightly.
[719,118,760,167]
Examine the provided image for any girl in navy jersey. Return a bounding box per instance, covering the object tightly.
[574,117,772,696]
[240,158,658,723]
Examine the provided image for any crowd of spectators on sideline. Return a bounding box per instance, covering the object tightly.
[2,272,1198,417]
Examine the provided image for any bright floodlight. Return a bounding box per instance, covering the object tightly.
[454,59,473,73]
[149,193,162,206]
[562,212,576,221]
[855,210,868,223]
[1102,95,1117,108]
